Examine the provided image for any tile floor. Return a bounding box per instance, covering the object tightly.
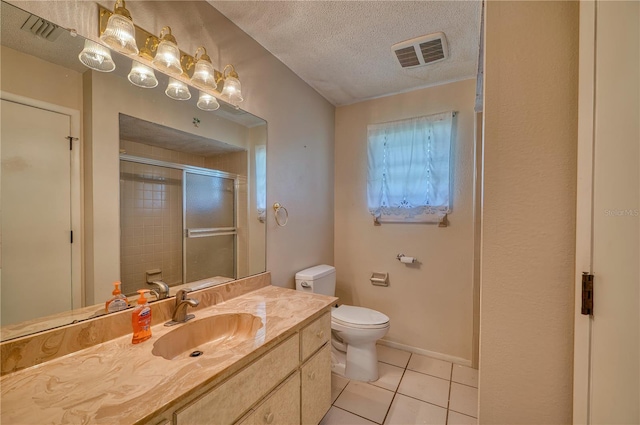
[320,345,478,425]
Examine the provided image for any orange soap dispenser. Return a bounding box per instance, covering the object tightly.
[105,281,129,313]
[132,289,152,344]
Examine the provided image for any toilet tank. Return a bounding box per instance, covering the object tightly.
[295,265,336,296]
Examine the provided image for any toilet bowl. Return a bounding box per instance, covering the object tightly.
[330,305,390,381]
[295,265,390,382]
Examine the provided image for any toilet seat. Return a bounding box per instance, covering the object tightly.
[332,305,389,329]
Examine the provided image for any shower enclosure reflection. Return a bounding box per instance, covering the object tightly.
[119,115,258,297]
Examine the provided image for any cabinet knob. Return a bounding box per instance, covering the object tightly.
[308,371,316,381]
[316,330,324,339]
[264,412,274,424]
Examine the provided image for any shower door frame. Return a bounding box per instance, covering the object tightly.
[120,154,241,282]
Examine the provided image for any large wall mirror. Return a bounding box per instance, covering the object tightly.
[0,1,267,341]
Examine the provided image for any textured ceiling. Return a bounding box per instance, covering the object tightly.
[209,1,482,106]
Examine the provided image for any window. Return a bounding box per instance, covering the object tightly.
[255,145,266,221]
[367,111,454,223]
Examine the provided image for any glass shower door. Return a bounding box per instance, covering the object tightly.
[184,172,236,282]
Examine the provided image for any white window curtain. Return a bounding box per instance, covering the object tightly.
[255,145,266,221]
[367,111,453,223]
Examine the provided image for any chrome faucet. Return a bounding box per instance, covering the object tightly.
[147,280,170,300]
[165,288,199,326]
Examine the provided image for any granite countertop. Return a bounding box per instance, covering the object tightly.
[0,286,335,424]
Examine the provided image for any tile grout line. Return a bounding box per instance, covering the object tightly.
[380,353,412,425]
[445,363,454,425]
[331,405,381,424]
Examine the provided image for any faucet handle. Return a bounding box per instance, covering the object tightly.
[175,288,194,303]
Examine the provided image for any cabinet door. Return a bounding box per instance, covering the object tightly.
[300,313,331,362]
[247,371,300,425]
[301,344,331,425]
[175,335,299,425]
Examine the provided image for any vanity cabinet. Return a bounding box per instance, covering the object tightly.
[301,344,331,425]
[161,312,331,425]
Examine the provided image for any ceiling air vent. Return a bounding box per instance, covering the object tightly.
[392,32,448,69]
[21,14,64,42]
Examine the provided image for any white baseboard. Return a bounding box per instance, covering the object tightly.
[378,339,472,367]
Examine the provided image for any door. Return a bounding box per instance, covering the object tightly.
[574,2,640,423]
[1,99,73,325]
[184,171,236,282]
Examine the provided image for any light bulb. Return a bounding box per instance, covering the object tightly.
[100,14,138,55]
[78,39,116,72]
[152,27,183,76]
[221,75,243,106]
[165,78,191,100]
[191,58,217,90]
[197,91,220,111]
[128,61,158,88]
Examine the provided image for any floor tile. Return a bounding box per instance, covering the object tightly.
[407,354,452,380]
[384,394,447,425]
[397,370,450,408]
[332,373,350,403]
[451,365,478,388]
[320,406,377,425]
[334,381,395,424]
[370,362,405,392]
[449,383,478,418]
[447,410,477,425]
[376,345,411,368]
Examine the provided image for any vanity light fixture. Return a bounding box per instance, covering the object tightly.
[188,47,217,91]
[197,91,220,111]
[99,0,138,56]
[152,27,183,76]
[128,61,158,88]
[78,39,116,72]
[165,77,191,100]
[218,64,243,107]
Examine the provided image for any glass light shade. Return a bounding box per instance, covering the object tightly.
[128,62,158,88]
[165,78,191,100]
[221,76,243,106]
[197,91,220,111]
[191,60,217,90]
[152,40,183,75]
[78,40,116,72]
[100,13,138,56]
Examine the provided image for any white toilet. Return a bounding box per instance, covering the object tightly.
[295,265,390,382]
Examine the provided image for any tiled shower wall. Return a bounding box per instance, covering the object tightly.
[119,161,183,296]
[119,140,249,295]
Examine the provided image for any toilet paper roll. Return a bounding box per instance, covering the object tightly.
[400,256,415,264]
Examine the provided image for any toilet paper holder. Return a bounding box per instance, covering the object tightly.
[397,254,417,264]
[370,272,389,287]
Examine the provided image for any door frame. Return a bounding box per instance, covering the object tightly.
[0,91,82,310]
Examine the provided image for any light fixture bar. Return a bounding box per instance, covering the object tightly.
[99,7,222,80]
[98,5,234,105]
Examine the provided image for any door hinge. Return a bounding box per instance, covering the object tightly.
[66,136,78,150]
[581,272,594,315]
[70,230,73,244]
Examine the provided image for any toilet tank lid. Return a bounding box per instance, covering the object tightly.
[332,305,390,326]
[295,265,336,280]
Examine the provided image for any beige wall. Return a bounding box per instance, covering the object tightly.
[0,45,82,111]
[9,0,335,289]
[480,1,578,423]
[334,79,476,362]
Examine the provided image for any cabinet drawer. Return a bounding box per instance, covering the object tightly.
[242,371,301,425]
[300,313,330,361]
[175,335,299,425]
[301,343,331,425]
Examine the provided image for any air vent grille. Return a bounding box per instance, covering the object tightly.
[392,32,448,69]
[419,40,445,64]
[394,46,420,68]
[21,15,64,42]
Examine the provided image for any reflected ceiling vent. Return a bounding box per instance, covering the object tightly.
[20,14,64,42]
[392,32,448,69]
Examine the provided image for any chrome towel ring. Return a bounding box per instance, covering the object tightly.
[273,202,289,227]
